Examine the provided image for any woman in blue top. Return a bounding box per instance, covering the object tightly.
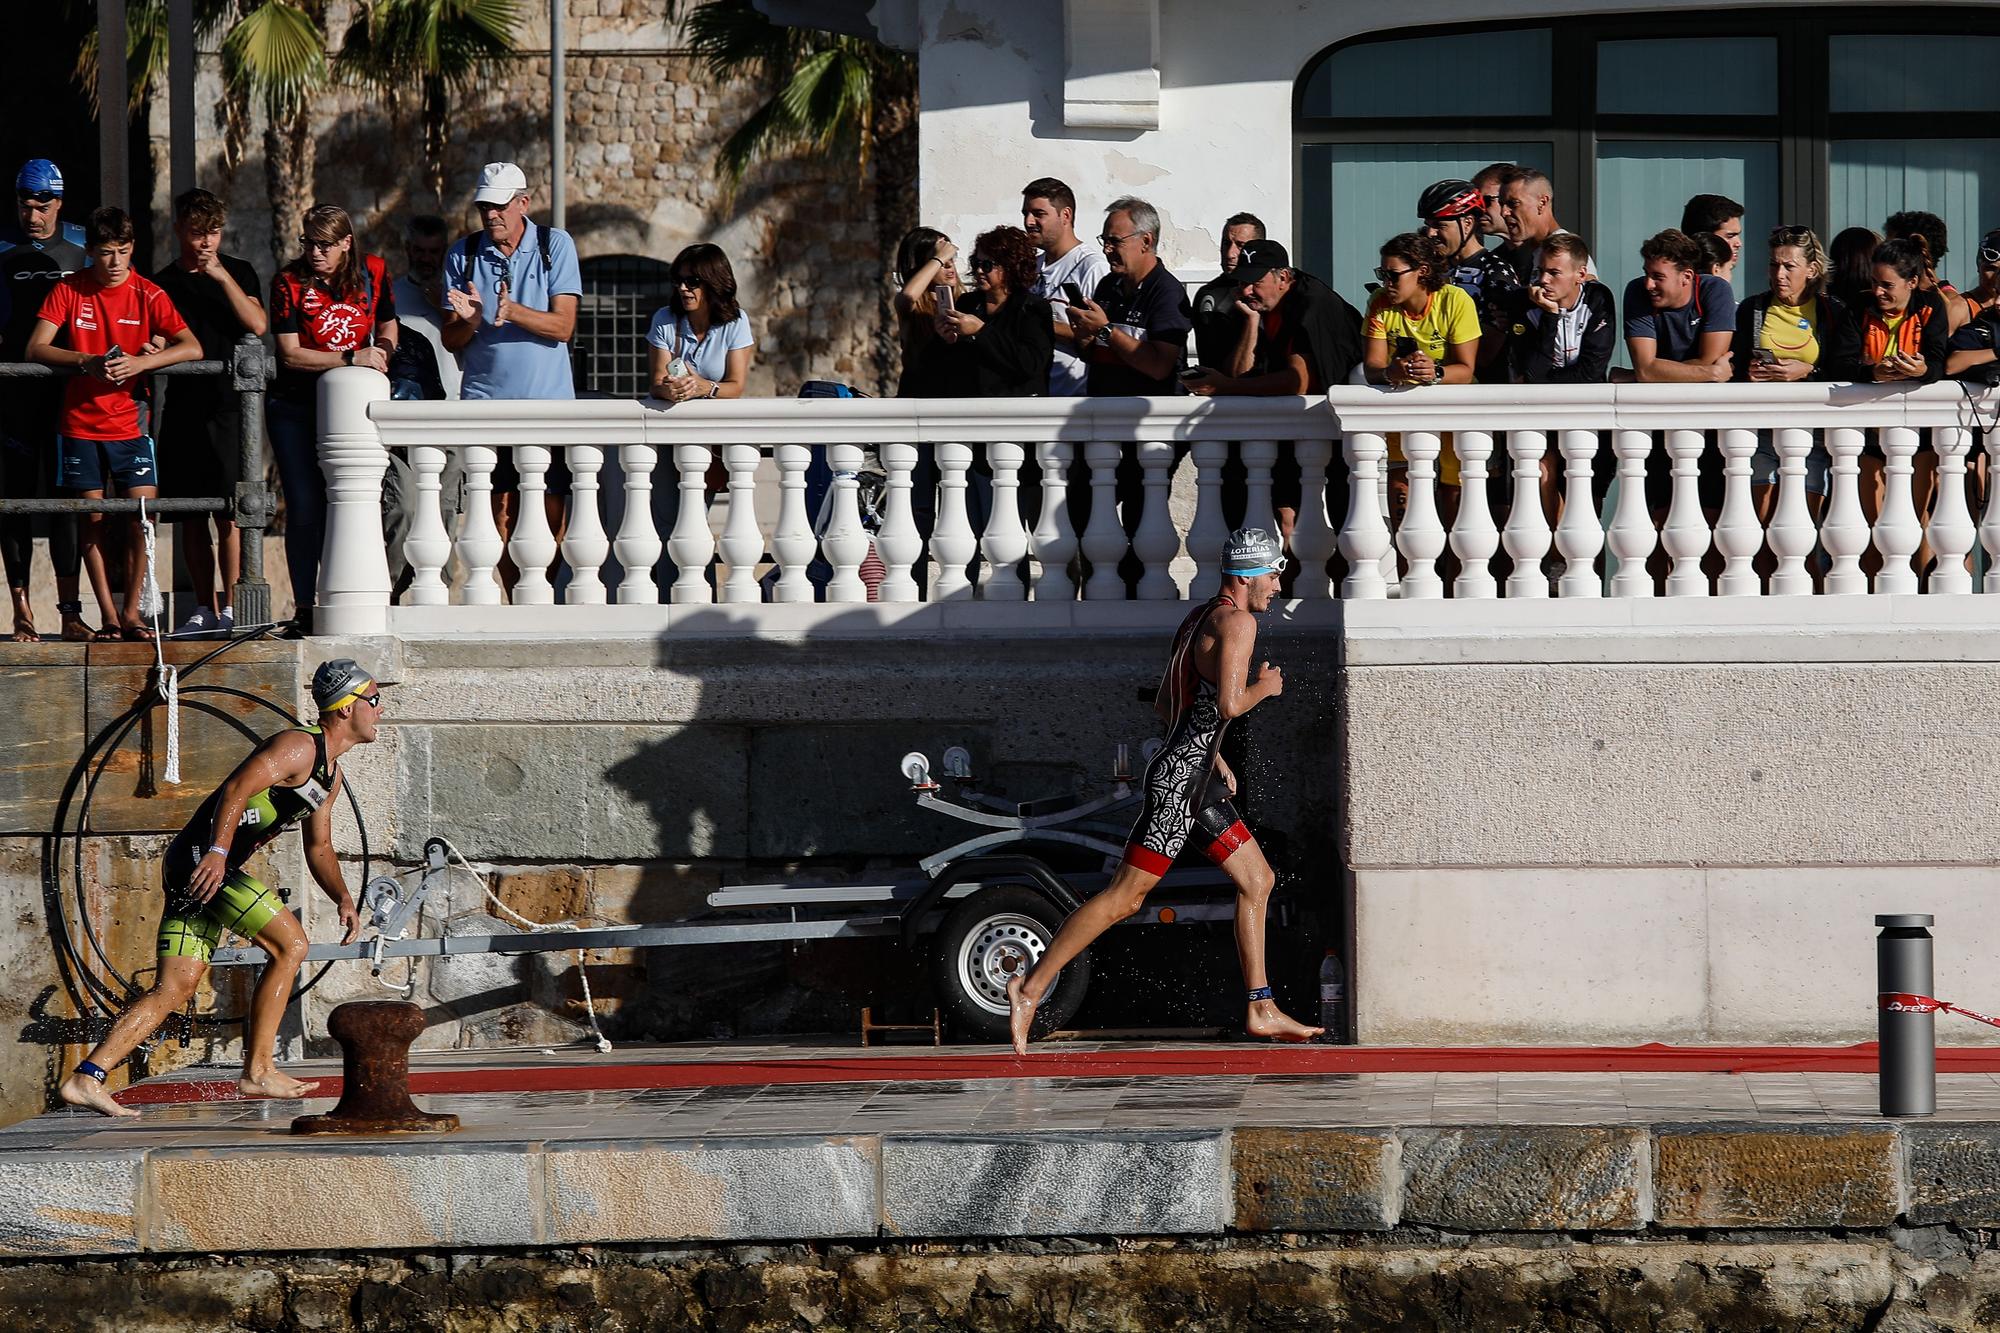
[647,244,755,404]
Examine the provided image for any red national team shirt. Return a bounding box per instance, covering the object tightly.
[269,254,396,401]
[36,272,189,441]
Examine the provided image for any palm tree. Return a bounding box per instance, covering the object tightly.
[667,0,918,386]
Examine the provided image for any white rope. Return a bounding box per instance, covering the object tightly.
[434,835,613,1054]
[138,497,180,785]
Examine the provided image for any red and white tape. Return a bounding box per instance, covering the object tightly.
[1880,992,2000,1028]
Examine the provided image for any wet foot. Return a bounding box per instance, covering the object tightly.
[58,1073,139,1118]
[238,1069,314,1100]
[1007,975,1039,1057]
[1247,1004,1324,1044]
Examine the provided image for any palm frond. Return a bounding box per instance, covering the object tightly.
[223,1,330,115]
[75,0,234,116]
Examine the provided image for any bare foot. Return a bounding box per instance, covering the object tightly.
[238,1069,315,1100]
[1007,975,1039,1057]
[1247,1004,1323,1044]
[58,1073,139,1119]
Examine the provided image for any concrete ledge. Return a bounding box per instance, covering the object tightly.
[881,1132,1228,1238]
[1654,1125,1902,1229]
[0,1150,143,1255]
[1231,1128,1399,1231]
[546,1136,879,1242]
[1400,1127,1650,1232]
[1903,1125,2000,1227]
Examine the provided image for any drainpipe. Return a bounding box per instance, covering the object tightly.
[98,0,130,209]
[550,0,566,231]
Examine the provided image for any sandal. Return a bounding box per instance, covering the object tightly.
[91,625,123,643]
[9,617,37,643]
[58,601,92,643]
[122,624,157,643]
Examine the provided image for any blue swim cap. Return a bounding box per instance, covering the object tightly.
[16,159,63,197]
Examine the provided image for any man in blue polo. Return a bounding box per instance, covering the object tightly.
[441,162,582,592]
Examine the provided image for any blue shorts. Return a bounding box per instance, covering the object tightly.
[58,436,157,493]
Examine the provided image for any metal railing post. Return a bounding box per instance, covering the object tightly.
[231,336,274,629]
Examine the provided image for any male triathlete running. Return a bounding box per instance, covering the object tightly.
[1009,527,1319,1054]
[58,659,378,1117]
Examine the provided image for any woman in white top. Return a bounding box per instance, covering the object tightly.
[647,244,755,403]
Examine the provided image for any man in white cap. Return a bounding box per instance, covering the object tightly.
[1008,527,1321,1053]
[441,162,582,590]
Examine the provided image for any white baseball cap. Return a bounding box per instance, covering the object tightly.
[473,161,528,205]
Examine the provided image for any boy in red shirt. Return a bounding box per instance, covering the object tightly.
[26,207,201,640]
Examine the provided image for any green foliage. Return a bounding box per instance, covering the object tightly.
[221,1,329,115]
[335,0,522,90]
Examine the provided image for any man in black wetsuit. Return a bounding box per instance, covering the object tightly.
[1009,527,1319,1053]
[58,659,379,1117]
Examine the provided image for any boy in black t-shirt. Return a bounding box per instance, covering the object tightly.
[150,189,266,636]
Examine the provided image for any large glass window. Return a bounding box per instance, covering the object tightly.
[1831,140,2000,293]
[1596,37,1778,117]
[1299,28,1551,120]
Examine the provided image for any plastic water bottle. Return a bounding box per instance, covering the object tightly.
[1317,949,1346,1043]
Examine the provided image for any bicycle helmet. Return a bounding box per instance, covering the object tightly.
[1418,179,1484,223]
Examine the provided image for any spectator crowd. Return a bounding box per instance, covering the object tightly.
[4,150,1998,632]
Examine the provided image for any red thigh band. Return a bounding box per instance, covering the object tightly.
[1121,842,1173,877]
[1201,820,1252,865]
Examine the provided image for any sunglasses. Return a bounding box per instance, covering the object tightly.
[17,191,57,205]
[673,274,702,289]
[1374,266,1417,282]
[1097,232,1139,247]
[969,256,999,272]
[357,691,382,709]
[1481,194,1500,207]
[1982,246,2000,265]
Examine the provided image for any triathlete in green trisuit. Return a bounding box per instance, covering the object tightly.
[59,659,381,1117]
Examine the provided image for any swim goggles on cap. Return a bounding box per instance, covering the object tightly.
[1223,554,1288,577]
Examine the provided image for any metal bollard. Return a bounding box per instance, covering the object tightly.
[1877,913,1936,1118]
[293,1000,459,1135]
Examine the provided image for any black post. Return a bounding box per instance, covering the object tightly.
[230,337,273,629]
[1877,912,1936,1118]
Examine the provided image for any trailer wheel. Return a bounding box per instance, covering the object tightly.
[933,884,1090,1041]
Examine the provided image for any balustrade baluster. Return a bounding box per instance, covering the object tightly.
[822,443,870,602]
[457,446,503,605]
[1715,428,1763,596]
[1822,427,1869,594]
[1081,441,1127,599]
[1240,440,1278,539]
[769,444,816,602]
[1030,441,1078,601]
[1134,441,1181,600]
[614,443,662,604]
[667,443,715,604]
[1874,426,1922,594]
[1555,431,1602,598]
[978,443,1029,599]
[1450,429,1497,598]
[1607,430,1657,597]
[1502,429,1551,598]
[876,442,922,602]
[403,445,450,605]
[1928,426,1975,595]
[718,444,764,603]
[1377,465,1398,593]
[1761,428,1814,596]
[1187,441,1230,598]
[561,445,609,604]
[506,446,559,604]
[929,442,976,600]
[1289,439,1336,599]
[1339,431,1391,599]
[1397,431,1445,599]
[1662,429,1709,596]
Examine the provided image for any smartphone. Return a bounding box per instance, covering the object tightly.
[1751,348,1778,366]
[667,356,689,380]
[1061,281,1086,306]
[104,344,124,361]
[1393,336,1418,359]
[1178,366,1205,382]
[931,283,953,309]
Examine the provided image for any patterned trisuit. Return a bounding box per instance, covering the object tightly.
[1121,594,1254,876]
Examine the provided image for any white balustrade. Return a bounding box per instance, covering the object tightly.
[1397,431,1445,599]
[403,444,451,606]
[1030,441,1078,601]
[1186,441,1229,598]
[1714,428,1762,597]
[1928,426,1975,595]
[1339,431,1391,599]
[876,442,923,602]
[770,443,816,603]
[1822,426,1869,595]
[1661,429,1708,597]
[823,443,870,602]
[930,442,976,600]
[1134,441,1181,600]
[1873,426,1922,594]
[562,445,610,604]
[1607,430,1656,597]
[1450,429,1497,599]
[1554,430,1602,598]
[718,443,764,604]
[1763,428,1814,596]
[667,444,715,604]
[1501,429,1551,599]
[614,444,662,604]
[1290,439,1337,599]
[978,442,1029,600]
[315,368,394,634]
[457,445,504,605]
[507,445,558,605]
[1240,440,1278,539]
[1080,441,1127,599]
[1985,432,2000,595]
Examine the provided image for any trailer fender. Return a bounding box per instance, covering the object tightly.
[898,854,1085,951]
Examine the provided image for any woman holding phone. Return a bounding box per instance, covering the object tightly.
[934,225,1053,398]
[892,227,960,398]
[646,243,753,405]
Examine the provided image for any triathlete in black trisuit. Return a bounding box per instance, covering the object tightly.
[1009,527,1320,1053]
[58,659,381,1117]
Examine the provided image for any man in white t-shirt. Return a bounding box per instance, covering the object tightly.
[1022,177,1110,396]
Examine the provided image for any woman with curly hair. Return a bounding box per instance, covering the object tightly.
[936,225,1053,397]
[1362,231,1478,501]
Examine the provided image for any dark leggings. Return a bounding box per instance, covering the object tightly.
[0,443,79,591]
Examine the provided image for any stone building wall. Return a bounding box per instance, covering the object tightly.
[145,2,893,397]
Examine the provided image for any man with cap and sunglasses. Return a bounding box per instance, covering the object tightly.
[1009,527,1321,1054]
[58,659,381,1117]
[1419,178,1522,384]
[0,159,90,641]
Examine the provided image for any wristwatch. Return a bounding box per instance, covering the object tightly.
[706,381,719,399]
[342,348,355,366]
[1093,325,1113,347]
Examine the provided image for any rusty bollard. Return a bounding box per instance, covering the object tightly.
[293,1000,459,1135]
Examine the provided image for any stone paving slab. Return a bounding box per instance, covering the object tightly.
[6,1068,2000,1258]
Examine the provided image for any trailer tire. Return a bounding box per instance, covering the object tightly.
[933,884,1089,1042]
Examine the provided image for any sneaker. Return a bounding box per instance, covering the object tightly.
[218,609,234,635]
[173,607,216,637]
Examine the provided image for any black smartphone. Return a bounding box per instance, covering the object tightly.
[1177,366,1205,381]
[1393,336,1417,359]
[1061,281,1086,306]
[1751,348,1778,365]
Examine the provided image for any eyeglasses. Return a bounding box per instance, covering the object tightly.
[16,191,56,205]
[673,274,702,289]
[298,237,339,252]
[1098,231,1140,248]
[969,257,999,272]
[1982,246,2000,265]
[357,692,382,709]
[1374,266,1417,283]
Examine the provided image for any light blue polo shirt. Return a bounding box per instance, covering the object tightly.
[443,220,583,401]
